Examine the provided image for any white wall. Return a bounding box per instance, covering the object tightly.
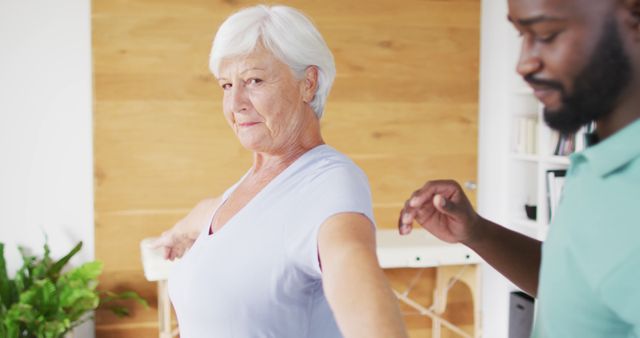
[0,0,94,336]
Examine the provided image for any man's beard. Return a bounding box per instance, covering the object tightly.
[526,19,632,134]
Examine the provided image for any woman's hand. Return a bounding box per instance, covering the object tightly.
[398,180,483,246]
[153,197,221,260]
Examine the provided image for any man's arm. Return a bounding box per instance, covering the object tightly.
[466,217,541,296]
[399,180,541,296]
[318,213,408,338]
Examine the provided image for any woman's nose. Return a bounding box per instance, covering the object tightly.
[227,84,250,114]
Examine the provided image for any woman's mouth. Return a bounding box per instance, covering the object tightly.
[238,122,260,128]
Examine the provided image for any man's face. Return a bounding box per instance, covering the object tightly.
[509,0,632,134]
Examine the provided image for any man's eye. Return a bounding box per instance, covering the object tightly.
[247,78,263,85]
[536,32,559,43]
[221,83,232,90]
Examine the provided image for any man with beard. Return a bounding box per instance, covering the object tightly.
[399,0,640,337]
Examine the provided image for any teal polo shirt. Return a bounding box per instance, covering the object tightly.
[533,118,640,338]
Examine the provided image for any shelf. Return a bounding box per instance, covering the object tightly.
[511,217,538,229]
[510,153,571,166]
[509,218,549,241]
[512,87,533,96]
[540,155,570,166]
[510,152,539,162]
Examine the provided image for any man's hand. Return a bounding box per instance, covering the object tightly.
[398,180,482,245]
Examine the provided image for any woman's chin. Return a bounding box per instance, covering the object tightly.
[238,138,270,153]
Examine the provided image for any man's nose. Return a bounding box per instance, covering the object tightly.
[516,40,542,79]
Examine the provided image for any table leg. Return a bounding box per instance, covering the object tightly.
[158,280,172,338]
[432,265,481,338]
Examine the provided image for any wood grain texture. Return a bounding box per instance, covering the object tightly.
[93,0,480,336]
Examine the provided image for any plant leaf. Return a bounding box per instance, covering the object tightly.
[47,242,82,280]
[0,243,10,309]
[108,305,130,317]
[60,261,102,286]
[101,290,149,309]
[0,238,148,337]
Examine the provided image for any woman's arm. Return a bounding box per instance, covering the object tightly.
[153,196,222,260]
[318,213,408,338]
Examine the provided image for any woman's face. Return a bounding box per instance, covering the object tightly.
[217,45,314,154]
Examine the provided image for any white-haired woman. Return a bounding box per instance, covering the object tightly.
[154,5,407,338]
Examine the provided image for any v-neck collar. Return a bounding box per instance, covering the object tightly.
[205,144,330,238]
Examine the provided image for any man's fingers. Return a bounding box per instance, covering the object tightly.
[409,189,432,209]
[401,186,439,234]
[408,180,457,209]
[400,180,463,234]
[399,222,412,235]
[434,194,446,210]
[399,211,414,235]
[414,207,431,225]
[433,194,459,217]
[398,199,415,235]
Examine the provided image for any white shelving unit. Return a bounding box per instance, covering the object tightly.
[506,83,570,242]
[476,1,571,337]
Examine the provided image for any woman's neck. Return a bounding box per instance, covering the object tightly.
[250,119,324,180]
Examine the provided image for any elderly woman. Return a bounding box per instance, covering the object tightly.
[154,5,407,338]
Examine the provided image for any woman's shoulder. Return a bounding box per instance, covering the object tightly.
[304,144,361,169]
[290,145,369,194]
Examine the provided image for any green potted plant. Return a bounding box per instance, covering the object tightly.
[0,239,148,338]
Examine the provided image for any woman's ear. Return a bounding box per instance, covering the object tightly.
[302,66,319,103]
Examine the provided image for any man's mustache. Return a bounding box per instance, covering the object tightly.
[524,74,564,92]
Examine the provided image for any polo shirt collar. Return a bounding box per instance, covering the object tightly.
[570,118,640,177]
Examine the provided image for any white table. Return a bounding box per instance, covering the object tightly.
[140,238,179,338]
[376,229,482,338]
[141,229,482,338]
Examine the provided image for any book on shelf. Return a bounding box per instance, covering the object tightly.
[551,123,596,156]
[546,169,567,223]
[553,133,575,156]
[513,116,537,155]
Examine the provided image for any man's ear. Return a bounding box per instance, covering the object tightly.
[302,66,319,104]
[628,0,640,18]
[622,0,640,33]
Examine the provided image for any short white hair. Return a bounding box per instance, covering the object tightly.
[209,5,336,118]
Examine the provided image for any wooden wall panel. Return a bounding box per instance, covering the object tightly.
[93,0,479,336]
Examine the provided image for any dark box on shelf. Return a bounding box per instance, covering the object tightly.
[509,291,535,338]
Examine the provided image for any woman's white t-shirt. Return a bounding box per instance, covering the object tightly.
[168,145,374,338]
